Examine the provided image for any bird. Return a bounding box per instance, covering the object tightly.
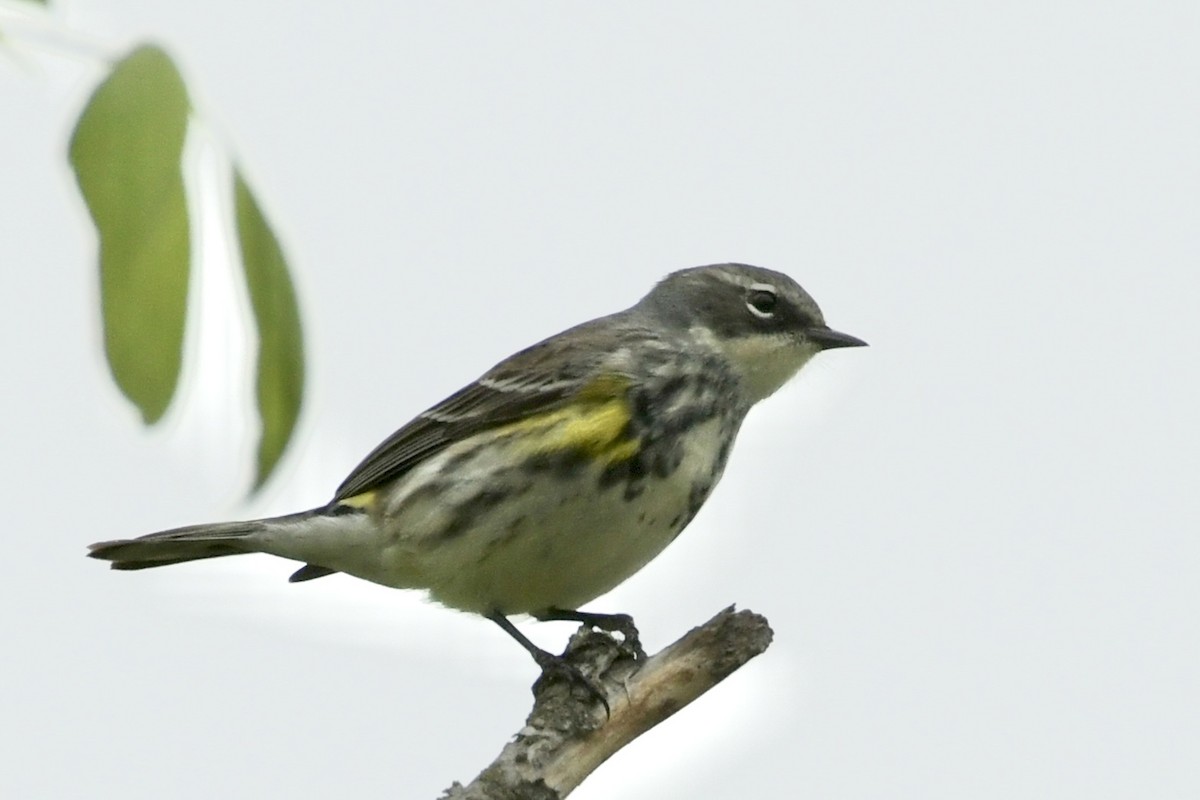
[89,263,866,693]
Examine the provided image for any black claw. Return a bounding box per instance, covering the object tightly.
[605,614,647,660]
[536,608,647,660]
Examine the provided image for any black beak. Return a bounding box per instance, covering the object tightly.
[808,326,868,350]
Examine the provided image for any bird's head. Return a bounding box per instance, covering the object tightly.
[638,263,867,403]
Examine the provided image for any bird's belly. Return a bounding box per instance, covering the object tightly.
[375,417,731,614]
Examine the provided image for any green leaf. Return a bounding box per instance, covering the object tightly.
[234,168,304,489]
[69,44,191,424]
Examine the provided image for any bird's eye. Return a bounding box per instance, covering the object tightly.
[746,288,777,318]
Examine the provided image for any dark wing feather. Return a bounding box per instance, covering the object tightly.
[332,381,574,501]
[333,315,636,502]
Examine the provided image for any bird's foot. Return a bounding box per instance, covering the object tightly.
[488,610,613,719]
[537,608,647,661]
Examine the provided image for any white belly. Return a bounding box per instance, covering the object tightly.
[361,417,731,614]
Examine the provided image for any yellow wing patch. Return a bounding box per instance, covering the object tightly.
[338,490,378,510]
[500,374,640,466]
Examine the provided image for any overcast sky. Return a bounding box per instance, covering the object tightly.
[3,2,1197,798]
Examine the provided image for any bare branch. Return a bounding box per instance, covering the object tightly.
[441,606,773,799]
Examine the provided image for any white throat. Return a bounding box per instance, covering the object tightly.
[691,326,818,405]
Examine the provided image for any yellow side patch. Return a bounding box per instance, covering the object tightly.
[338,490,378,510]
[575,372,632,403]
[501,374,640,466]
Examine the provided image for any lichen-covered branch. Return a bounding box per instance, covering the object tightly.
[441,606,773,799]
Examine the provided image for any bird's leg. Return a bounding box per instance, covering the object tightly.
[536,608,646,660]
[487,611,610,717]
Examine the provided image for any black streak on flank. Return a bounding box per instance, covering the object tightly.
[525,449,590,476]
[668,479,714,542]
[435,486,519,542]
[651,442,684,478]
[599,450,647,488]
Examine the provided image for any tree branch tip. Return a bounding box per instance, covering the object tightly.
[445,607,775,798]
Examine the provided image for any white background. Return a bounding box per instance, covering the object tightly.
[2,2,1197,798]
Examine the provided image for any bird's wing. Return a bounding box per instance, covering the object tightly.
[333,316,637,503]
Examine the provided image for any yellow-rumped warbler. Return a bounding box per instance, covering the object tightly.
[89,263,865,679]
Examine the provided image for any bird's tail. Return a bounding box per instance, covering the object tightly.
[88,519,271,571]
[88,507,375,583]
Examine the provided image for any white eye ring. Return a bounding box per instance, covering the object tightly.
[746,284,778,319]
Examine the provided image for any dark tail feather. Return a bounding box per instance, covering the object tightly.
[288,564,338,582]
[88,521,264,571]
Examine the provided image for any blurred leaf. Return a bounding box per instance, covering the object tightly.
[234,168,304,489]
[69,44,191,424]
